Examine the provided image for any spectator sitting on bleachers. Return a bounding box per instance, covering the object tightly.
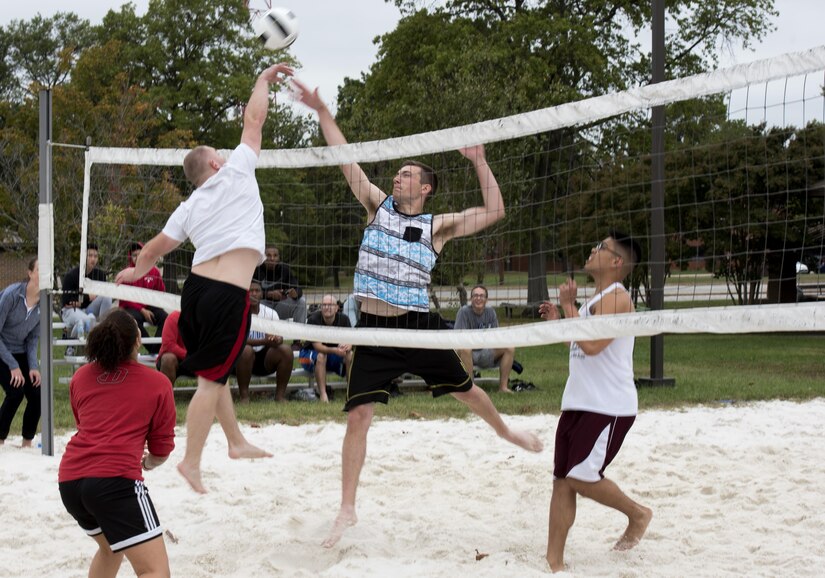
[299,294,352,403]
[234,280,293,403]
[156,310,195,385]
[254,245,307,323]
[119,242,168,354]
[61,243,113,341]
[454,284,520,393]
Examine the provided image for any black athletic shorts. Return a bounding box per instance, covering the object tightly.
[252,348,273,376]
[178,272,251,384]
[345,311,472,411]
[59,477,162,552]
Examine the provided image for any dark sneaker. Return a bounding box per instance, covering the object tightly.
[512,360,523,374]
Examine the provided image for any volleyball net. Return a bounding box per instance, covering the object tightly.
[41,46,825,349]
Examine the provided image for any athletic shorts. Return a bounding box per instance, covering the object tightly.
[59,477,162,552]
[155,355,195,378]
[178,273,251,384]
[553,410,636,482]
[298,348,346,377]
[345,311,472,411]
[471,348,498,369]
[251,348,273,376]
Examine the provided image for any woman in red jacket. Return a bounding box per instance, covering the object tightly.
[59,308,176,577]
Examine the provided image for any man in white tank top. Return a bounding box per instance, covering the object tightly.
[116,63,294,494]
[539,231,652,573]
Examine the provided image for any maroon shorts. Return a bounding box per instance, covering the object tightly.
[178,273,251,384]
[553,410,635,482]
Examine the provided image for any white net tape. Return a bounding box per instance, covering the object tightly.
[83,280,823,349]
[86,47,825,168]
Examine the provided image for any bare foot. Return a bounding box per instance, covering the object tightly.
[499,388,514,394]
[238,397,251,405]
[501,428,544,452]
[614,506,653,551]
[21,439,32,448]
[177,462,207,494]
[322,507,358,548]
[545,556,568,573]
[228,441,273,460]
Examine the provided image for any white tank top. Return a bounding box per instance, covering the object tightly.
[560,282,637,416]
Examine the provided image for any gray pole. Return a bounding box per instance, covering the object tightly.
[638,0,675,387]
[38,90,55,454]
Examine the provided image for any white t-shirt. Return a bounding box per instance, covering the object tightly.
[249,303,279,352]
[163,143,265,266]
[561,282,637,417]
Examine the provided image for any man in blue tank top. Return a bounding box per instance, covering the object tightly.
[294,78,544,548]
[539,230,651,573]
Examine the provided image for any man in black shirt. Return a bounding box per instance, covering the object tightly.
[61,244,112,339]
[298,295,351,402]
[253,245,307,323]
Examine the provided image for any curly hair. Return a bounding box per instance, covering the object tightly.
[85,309,140,372]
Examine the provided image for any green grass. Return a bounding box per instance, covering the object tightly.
[10,332,821,440]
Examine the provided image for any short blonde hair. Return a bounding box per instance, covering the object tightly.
[183,145,215,187]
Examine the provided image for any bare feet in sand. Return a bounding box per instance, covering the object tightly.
[501,428,544,453]
[322,508,358,548]
[228,442,273,460]
[613,506,653,551]
[177,462,207,494]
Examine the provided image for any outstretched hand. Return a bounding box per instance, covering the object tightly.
[558,278,578,308]
[115,267,136,285]
[458,144,486,164]
[289,78,324,111]
[259,63,294,85]
[538,301,560,321]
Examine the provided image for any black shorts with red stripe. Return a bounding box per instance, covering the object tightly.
[178,272,251,384]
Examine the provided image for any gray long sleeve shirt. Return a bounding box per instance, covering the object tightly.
[0,281,40,371]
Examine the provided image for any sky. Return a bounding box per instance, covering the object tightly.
[1,0,823,114]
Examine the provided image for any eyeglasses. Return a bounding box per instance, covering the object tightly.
[595,241,623,259]
[470,293,487,298]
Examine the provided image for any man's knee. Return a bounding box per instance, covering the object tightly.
[159,354,178,374]
[347,403,374,428]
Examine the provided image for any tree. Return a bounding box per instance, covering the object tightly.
[2,13,95,101]
[333,0,777,304]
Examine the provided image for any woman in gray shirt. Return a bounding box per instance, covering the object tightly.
[0,257,41,447]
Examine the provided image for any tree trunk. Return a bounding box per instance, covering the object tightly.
[765,252,799,303]
[527,233,549,305]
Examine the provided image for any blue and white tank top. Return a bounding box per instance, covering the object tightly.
[353,196,437,312]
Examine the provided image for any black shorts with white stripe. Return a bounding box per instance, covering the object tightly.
[59,477,163,552]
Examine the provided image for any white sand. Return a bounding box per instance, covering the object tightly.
[1,398,824,577]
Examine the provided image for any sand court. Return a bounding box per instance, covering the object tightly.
[1,398,823,577]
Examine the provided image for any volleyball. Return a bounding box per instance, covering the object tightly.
[253,7,299,51]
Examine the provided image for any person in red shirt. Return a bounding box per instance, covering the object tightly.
[59,308,176,577]
[156,310,195,385]
[119,242,168,354]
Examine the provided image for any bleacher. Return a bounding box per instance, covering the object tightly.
[51,320,499,396]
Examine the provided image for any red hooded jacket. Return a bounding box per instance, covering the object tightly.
[120,242,166,312]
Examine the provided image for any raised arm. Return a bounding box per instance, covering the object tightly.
[115,233,181,285]
[241,63,294,155]
[434,144,505,246]
[290,78,385,216]
[559,280,632,356]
